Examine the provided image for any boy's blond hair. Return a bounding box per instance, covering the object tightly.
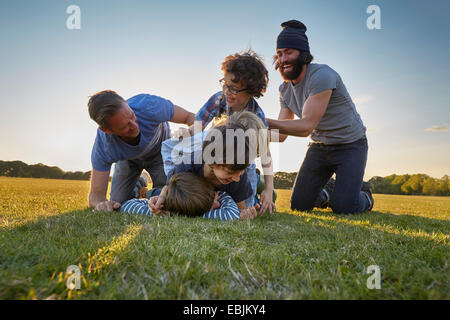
[211,111,268,159]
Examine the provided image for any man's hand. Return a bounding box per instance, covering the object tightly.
[259,188,277,214]
[267,90,332,137]
[239,206,258,220]
[148,195,165,215]
[173,126,192,139]
[172,121,203,140]
[94,200,121,212]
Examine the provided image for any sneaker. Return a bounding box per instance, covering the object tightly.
[133,174,149,198]
[138,187,149,199]
[323,178,335,199]
[361,181,374,211]
[314,178,335,208]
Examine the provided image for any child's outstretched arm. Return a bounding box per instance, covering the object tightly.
[203,192,240,221]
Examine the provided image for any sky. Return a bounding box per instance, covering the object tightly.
[0,0,449,179]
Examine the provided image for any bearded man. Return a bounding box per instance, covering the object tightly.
[267,20,373,214]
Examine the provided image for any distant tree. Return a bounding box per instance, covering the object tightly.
[437,175,449,196]
[370,174,404,194]
[401,174,428,195]
[0,160,91,180]
[422,178,438,195]
[369,176,391,194]
[273,172,297,189]
[391,174,410,194]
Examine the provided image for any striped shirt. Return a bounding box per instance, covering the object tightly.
[120,191,240,220]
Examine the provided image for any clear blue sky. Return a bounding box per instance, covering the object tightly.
[0,0,449,179]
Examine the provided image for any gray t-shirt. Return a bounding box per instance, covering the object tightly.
[279,63,366,145]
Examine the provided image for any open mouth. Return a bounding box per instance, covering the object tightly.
[282,65,293,72]
[225,96,234,104]
[218,177,232,184]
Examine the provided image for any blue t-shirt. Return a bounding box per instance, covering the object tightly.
[167,162,252,204]
[91,94,175,171]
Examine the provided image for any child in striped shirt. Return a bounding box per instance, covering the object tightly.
[121,172,257,220]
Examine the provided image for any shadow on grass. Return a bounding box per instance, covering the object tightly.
[0,208,147,299]
[1,207,448,299]
[280,208,449,244]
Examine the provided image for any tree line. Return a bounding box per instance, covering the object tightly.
[273,172,450,196]
[1,161,449,196]
[368,174,450,196]
[0,160,91,180]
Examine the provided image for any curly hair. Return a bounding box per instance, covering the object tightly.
[221,50,269,98]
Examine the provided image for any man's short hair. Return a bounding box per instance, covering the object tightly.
[88,90,127,129]
[163,172,215,217]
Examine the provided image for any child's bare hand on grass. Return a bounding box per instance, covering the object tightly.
[94,200,121,212]
[148,195,165,215]
[259,188,277,214]
[239,206,258,220]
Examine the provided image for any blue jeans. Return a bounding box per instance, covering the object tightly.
[110,151,167,204]
[291,137,370,214]
[245,163,258,207]
[110,124,170,203]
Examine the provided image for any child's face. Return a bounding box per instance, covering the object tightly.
[212,166,245,184]
[210,192,220,211]
[222,72,252,109]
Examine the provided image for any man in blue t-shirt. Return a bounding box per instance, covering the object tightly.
[267,20,374,214]
[88,90,195,212]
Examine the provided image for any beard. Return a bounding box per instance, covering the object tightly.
[279,54,306,81]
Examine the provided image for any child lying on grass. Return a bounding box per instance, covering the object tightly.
[121,172,258,220]
[162,111,276,212]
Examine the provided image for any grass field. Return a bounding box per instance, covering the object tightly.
[0,176,448,299]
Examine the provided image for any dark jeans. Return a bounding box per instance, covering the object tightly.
[110,151,167,204]
[291,137,370,214]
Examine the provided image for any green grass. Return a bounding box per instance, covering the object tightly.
[0,177,448,299]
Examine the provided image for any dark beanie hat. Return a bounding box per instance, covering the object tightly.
[277,20,310,52]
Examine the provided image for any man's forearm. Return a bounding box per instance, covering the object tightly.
[186,113,196,126]
[269,129,288,143]
[172,105,196,126]
[267,118,313,137]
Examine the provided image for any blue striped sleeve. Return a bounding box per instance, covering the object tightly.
[203,192,240,220]
[120,199,153,216]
